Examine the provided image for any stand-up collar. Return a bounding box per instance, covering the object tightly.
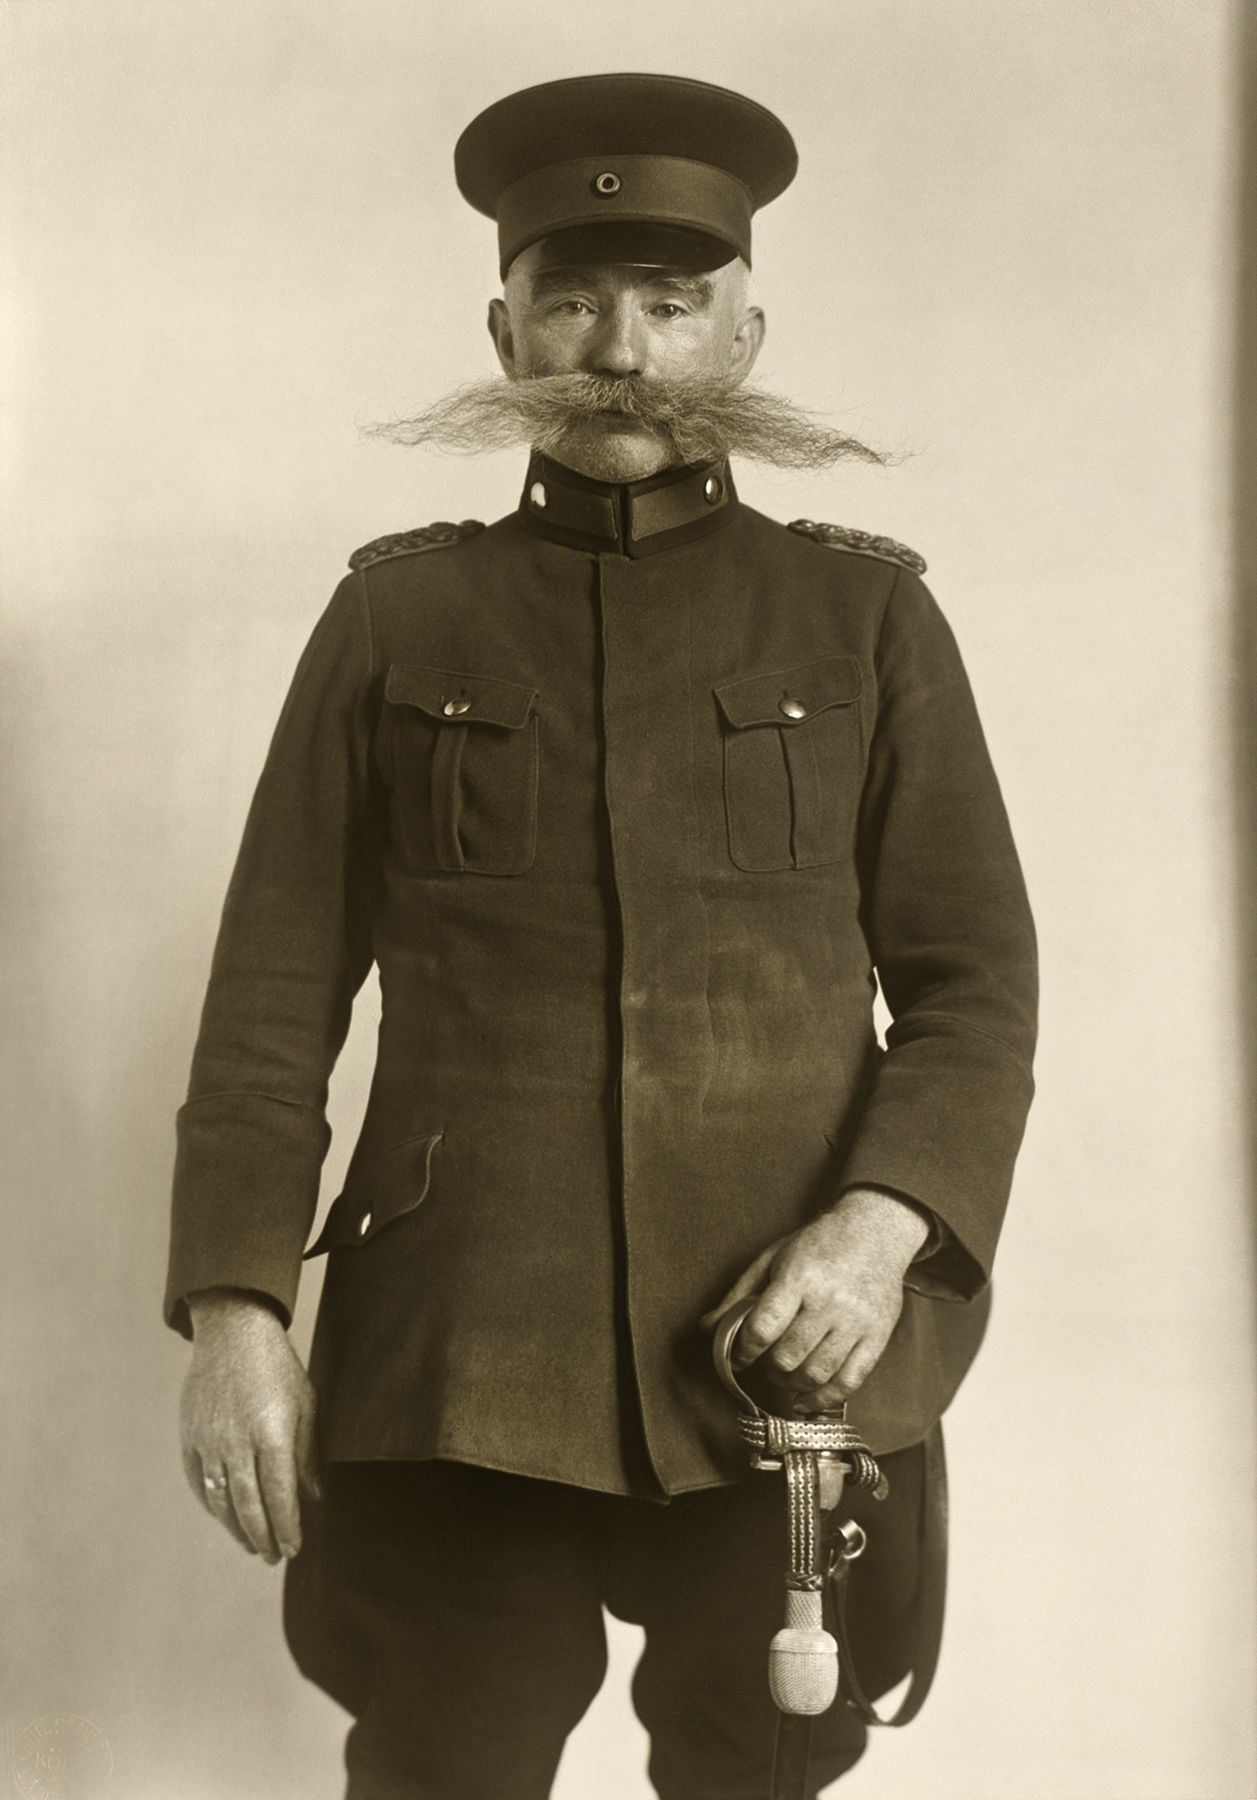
[518,450,737,558]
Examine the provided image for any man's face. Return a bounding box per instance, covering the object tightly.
[488,246,765,481]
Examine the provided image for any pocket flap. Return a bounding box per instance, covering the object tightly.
[385,662,537,730]
[713,654,861,729]
[301,1130,444,1257]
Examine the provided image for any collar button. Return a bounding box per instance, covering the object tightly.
[529,481,548,509]
[703,475,724,504]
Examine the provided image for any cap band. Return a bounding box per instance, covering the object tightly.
[497,153,753,275]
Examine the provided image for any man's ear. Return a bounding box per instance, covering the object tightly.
[731,305,766,380]
[488,298,516,377]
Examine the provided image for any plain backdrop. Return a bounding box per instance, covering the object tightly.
[2,2,1255,1797]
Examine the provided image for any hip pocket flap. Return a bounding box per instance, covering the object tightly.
[385,662,537,730]
[714,654,861,729]
[302,1130,444,1257]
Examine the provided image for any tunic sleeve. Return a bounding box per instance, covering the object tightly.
[163,569,384,1337]
[837,565,1039,1302]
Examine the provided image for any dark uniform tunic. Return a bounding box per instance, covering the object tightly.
[164,454,1037,1499]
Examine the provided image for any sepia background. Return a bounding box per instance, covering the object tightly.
[3,1,1255,1795]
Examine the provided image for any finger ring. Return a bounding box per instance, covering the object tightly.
[203,1471,228,1492]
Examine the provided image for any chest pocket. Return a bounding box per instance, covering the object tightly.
[385,662,539,875]
[713,654,863,872]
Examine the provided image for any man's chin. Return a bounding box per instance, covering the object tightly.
[543,420,678,484]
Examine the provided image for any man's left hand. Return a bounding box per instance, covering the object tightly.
[701,1188,931,1413]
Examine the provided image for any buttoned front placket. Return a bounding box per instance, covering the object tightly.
[597,544,718,1491]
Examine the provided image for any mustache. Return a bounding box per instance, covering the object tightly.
[364,373,889,472]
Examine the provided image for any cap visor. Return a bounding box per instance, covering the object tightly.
[518,222,739,275]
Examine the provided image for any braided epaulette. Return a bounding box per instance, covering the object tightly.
[787,518,926,575]
[348,519,486,572]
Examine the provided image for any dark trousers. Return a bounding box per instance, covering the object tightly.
[282,1446,925,1800]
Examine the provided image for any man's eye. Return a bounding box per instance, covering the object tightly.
[552,300,594,316]
[650,302,687,320]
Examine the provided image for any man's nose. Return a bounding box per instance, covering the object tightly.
[586,300,646,376]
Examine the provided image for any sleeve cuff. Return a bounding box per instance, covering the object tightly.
[164,1091,330,1339]
[835,1179,985,1305]
[175,1285,292,1341]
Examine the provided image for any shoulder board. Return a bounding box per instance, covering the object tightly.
[787,519,926,576]
[348,519,485,573]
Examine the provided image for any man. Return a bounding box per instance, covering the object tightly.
[166,74,1037,1800]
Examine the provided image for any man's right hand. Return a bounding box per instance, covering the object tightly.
[180,1288,322,1563]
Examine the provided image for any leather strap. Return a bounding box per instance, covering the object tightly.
[830,1420,948,1728]
[770,1713,814,1800]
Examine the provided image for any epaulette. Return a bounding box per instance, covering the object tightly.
[787,519,926,576]
[348,519,486,572]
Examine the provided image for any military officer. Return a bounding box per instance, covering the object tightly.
[167,74,1038,1800]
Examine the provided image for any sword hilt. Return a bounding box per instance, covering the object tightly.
[710,1295,886,1717]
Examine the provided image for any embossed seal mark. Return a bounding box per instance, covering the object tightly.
[13,1714,113,1800]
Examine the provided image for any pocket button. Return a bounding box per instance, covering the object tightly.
[442,696,471,716]
[778,695,807,720]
